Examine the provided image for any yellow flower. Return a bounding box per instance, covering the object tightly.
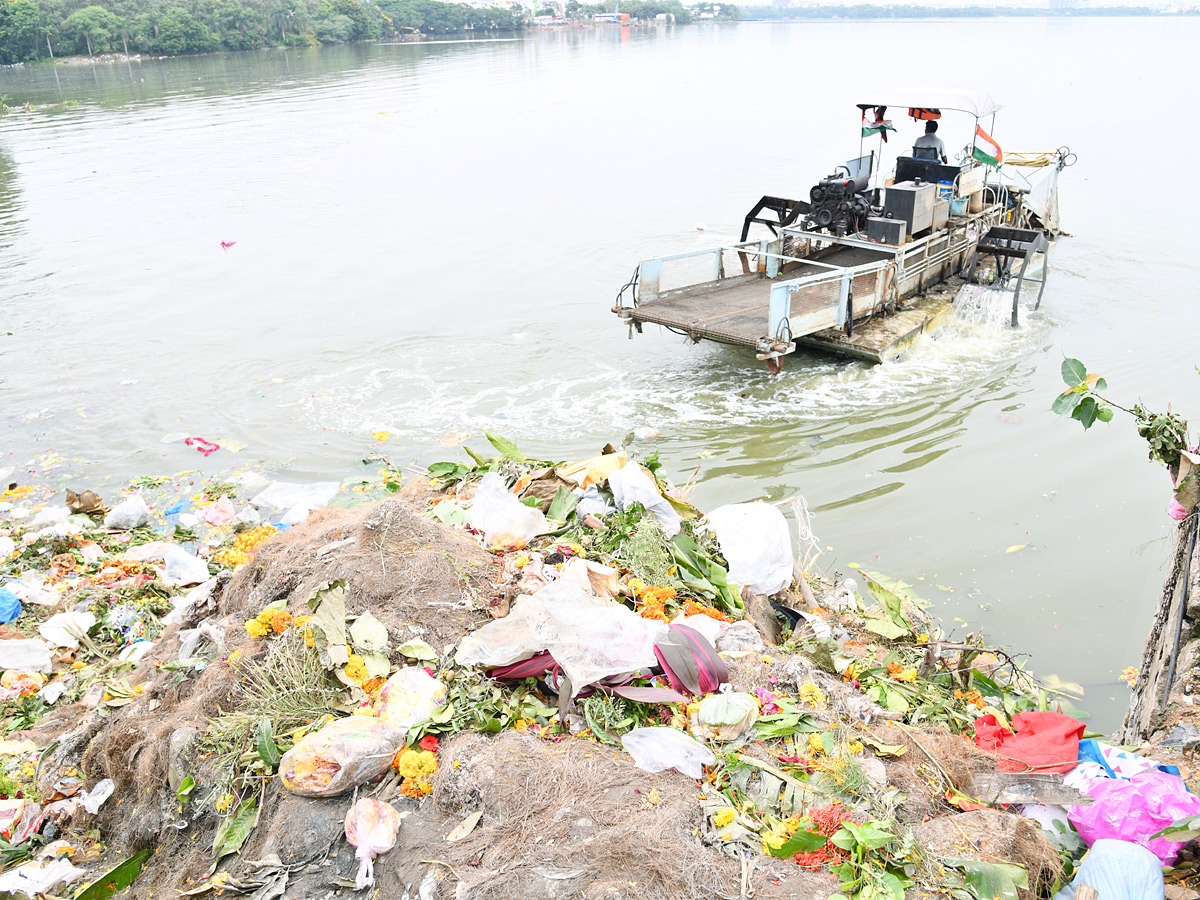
[783,816,801,834]
[797,682,826,709]
[269,610,293,634]
[372,430,392,442]
[845,739,864,754]
[713,808,736,828]
[807,733,825,756]
[761,830,787,853]
[513,718,529,733]
[917,633,930,644]
[513,553,529,568]
[215,792,235,814]
[303,626,314,648]
[292,615,312,629]
[344,654,369,685]
[244,619,270,639]
[897,667,918,683]
[227,649,243,666]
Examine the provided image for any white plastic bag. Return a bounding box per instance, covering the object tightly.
[80,779,114,815]
[0,639,52,673]
[123,542,209,586]
[104,496,150,530]
[455,579,669,693]
[696,688,760,741]
[29,506,69,529]
[37,612,96,650]
[671,614,725,649]
[344,798,403,891]
[467,473,549,549]
[376,669,447,737]
[701,502,793,596]
[621,727,716,779]
[251,481,339,511]
[279,717,406,798]
[607,462,681,537]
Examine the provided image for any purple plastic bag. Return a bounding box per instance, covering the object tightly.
[1069,770,1200,865]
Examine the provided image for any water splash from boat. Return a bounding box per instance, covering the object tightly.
[953,283,1017,330]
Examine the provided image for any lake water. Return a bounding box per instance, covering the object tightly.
[2,18,1198,730]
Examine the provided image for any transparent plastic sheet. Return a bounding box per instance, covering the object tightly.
[467,472,549,549]
[103,496,149,530]
[455,578,669,694]
[700,502,794,596]
[279,717,405,798]
[621,726,716,779]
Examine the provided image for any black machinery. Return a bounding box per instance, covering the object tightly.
[803,171,872,237]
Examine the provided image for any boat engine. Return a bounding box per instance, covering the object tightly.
[804,173,872,237]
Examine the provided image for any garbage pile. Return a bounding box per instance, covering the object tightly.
[0,437,1195,900]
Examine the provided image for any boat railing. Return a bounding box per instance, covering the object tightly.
[765,259,894,346]
[637,239,812,305]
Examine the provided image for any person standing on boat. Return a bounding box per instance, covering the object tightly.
[913,121,947,163]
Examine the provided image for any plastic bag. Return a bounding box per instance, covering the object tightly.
[716,621,765,653]
[344,798,403,891]
[123,542,209,587]
[1050,838,1164,900]
[455,578,669,694]
[0,639,52,673]
[670,614,724,649]
[376,669,447,737]
[468,473,549,549]
[696,688,760,741]
[607,462,680,537]
[621,727,716,779]
[37,612,96,650]
[701,502,793,596]
[196,497,235,526]
[104,496,150,530]
[1068,770,1200,864]
[0,589,21,625]
[279,717,405,798]
[251,481,340,511]
[80,779,114,815]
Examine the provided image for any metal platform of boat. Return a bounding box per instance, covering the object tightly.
[613,205,1005,365]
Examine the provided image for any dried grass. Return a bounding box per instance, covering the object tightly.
[434,731,740,900]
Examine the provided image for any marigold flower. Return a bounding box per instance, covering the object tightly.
[269,611,293,634]
[713,808,736,828]
[344,654,369,685]
[244,619,270,639]
[797,682,826,709]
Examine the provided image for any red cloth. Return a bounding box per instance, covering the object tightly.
[972,711,1084,774]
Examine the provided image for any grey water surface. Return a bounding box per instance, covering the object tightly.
[2,18,1198,729]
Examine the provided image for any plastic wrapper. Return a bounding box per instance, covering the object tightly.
[1068,770,1200,864]
[344,798,403,891]
[103,496,150,530]
[695,689,760,741]
[455,578,669,694]
[468,472,549,549]
[621,726,716,779]
[376,668,447,737]
[279,717,406,798]
[701,502,793,596]
[607,462,680,537]
[0,589,21,625]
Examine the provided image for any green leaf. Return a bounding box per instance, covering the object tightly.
[74,851,151,900]
[397,638,438,661]
[464,445,489,467]
[1061,358,1087,386]
[428,461,466,478]
[883,687,910,713]
[767,828,828,858]
[1151,812,1200,842]
[176,775,195,806]
[212,795,259,863]
[256,716,279,769]
[484,432,527,461]
[1050,391,1082,416]
[946,859,1028,900]
[864,614,908,640]
[546,487,578,523]
[830,829,858,851]
[1072,396,1098,429]
[1097,406,1114,423]
[839,820,896,850]
[880,871,910,900]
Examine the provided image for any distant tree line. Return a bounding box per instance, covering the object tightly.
[739,3,1196,17]
[0,0,525,62]
[560,0,699,22]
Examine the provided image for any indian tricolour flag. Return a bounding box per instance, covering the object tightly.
[973,125,1004,167]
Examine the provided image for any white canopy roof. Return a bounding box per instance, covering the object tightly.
[857,88,1003,119]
